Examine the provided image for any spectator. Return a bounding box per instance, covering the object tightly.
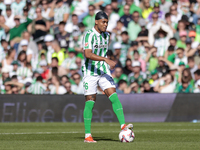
[75,57,83,76]
[154,73,175,93]
[131,50,146,72]
[128,61,146,86]
[149,69,159,87]
[0,14,9,33]
[160,0,172,14]
[120,31,130,67]
[44,34,54,64]
[188,56,198,79]
[127,11,141,41]
[71,0,88,19]
[112,20,126,42]
[10,60,21,77]
[119,4,132,28]
[0,40,10,62]
[27,76,47,94]
[51,40,66,66]
[64,81,76,94]
[193,79,200,93]
[61,47,76,73]
[124,81,141,93]
[118,0,142,17]
[18,31,38,59]
[71,73,83,94]
[174,48,188,66]
[104,4,120,32]
[175,78,193,93]
[83,5,95,30]
[140,0,153,19]
[69,30,82,52]
[49,0,70,25]
[49,75,66,94]
[19,39,33,63]
[41,0,51,20]
[2,48,15,72]
[143,80,155,93]
[17,50,26,67]
[113,67,128,85]
[27,7,50,40]
[194,69,200,88]
[116,79,128,93]
[11,0,25,16]
[123,58,132,75]
[9,15,32,41]
[60,75,69,86]
[50,57,67,77]
[147,2,164,21]
[40,60,49,80]
[55,21,71,50]
[65,14,79,33]
[145,47,158,71]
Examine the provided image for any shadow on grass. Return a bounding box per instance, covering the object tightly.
[77,137,119,142]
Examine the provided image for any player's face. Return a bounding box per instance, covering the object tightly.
[96,19,108,32]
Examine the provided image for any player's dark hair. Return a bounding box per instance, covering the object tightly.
[95,11,108,20]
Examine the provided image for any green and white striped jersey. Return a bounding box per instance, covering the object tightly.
[82,27,111,76]
[27,82,46,94]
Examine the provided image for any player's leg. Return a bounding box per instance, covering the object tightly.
[84,94,96,143]
[99,74,133,130]
[83,76,98,143]
[104,88,126,129]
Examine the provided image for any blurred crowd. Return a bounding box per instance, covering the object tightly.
[1,0,200,94]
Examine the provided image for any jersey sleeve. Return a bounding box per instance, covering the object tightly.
[83,32,93,50]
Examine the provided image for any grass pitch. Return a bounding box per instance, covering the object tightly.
[0,122,199,150]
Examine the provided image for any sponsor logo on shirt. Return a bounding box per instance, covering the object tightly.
[94,44,107,49]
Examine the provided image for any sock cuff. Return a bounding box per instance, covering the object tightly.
[108,92,117,99]
[85,100,95,103]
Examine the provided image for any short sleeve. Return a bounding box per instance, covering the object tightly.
[83,32,93,50]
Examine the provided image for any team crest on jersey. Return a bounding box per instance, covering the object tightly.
[85,42,89,48]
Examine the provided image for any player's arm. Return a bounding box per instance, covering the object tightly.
[84,49,116,69]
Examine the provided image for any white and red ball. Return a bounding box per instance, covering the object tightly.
[119,129,135,142]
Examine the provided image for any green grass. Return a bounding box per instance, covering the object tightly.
[0,122,200,150]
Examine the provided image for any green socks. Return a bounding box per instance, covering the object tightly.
[83,100,95,134]
[109,93,125,126]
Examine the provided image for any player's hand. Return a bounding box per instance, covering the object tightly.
[104,58,116,69]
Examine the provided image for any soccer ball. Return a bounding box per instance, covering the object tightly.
[119,129,135,142]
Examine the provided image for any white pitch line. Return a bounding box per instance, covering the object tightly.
[0,129,200,135]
